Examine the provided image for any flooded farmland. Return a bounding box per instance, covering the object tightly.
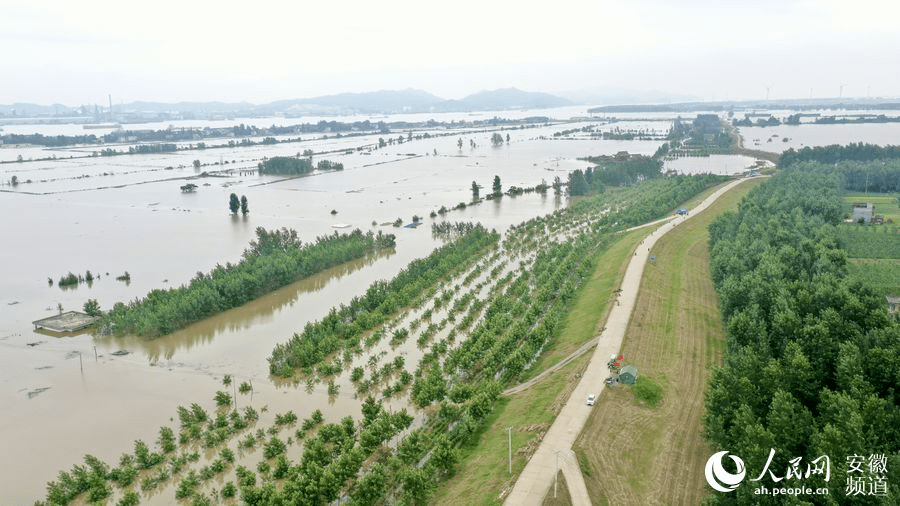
[0,108,670,502]
[1,106,890,503]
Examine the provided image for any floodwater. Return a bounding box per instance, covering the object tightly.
[1,106,890,503]
[664,154,759,175]
[0,109,658,502]
[739,122,900,154]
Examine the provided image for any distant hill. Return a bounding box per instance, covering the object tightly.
[437,88,571,112]
[0,88,573,121]
[266,88,569,115]
[264,89,446,115]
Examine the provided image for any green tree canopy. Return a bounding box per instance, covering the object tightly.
[229,193,240,214]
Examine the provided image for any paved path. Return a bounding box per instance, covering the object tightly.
[503,178,753,505]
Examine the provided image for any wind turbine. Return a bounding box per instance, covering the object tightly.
[765,83,774,102]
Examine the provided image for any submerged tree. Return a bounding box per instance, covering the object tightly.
[471,181,479,201]
[492,175,502,197]
[229,193,240,214]
[552,175,563,195]
[567,169,589,196]
[240,195,249,215]
[83,299,101,317]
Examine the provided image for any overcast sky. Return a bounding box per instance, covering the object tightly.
[3,0,899,106]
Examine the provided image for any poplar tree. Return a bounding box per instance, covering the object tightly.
[229,193,240,214]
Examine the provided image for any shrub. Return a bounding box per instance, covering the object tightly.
[214,391,231,407]
[631,375,663,407]
[59,272,78,286]
[83,299,102,317]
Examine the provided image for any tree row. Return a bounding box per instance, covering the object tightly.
[99,227,395,338]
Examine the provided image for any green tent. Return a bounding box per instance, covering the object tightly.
[619,364,639,385]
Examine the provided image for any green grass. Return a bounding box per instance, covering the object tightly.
[848,259,900,296]
[575,448,592,478]
[838,225,900,259]
[630,375,663,407]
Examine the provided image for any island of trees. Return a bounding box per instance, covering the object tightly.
[97,228,395,338]
[257,156,344,175]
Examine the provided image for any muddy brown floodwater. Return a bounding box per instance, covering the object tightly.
[0,110,670,503]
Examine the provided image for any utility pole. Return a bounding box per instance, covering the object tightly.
[507,427,512,474]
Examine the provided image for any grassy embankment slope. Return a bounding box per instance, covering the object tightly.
[572,177,765,505]
[431,180,748,505]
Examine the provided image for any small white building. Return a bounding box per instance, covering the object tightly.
[852,203,875,223]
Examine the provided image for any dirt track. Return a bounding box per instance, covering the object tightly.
[503,178,758,506]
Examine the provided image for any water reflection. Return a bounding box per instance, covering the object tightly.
[98,249,394,362]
